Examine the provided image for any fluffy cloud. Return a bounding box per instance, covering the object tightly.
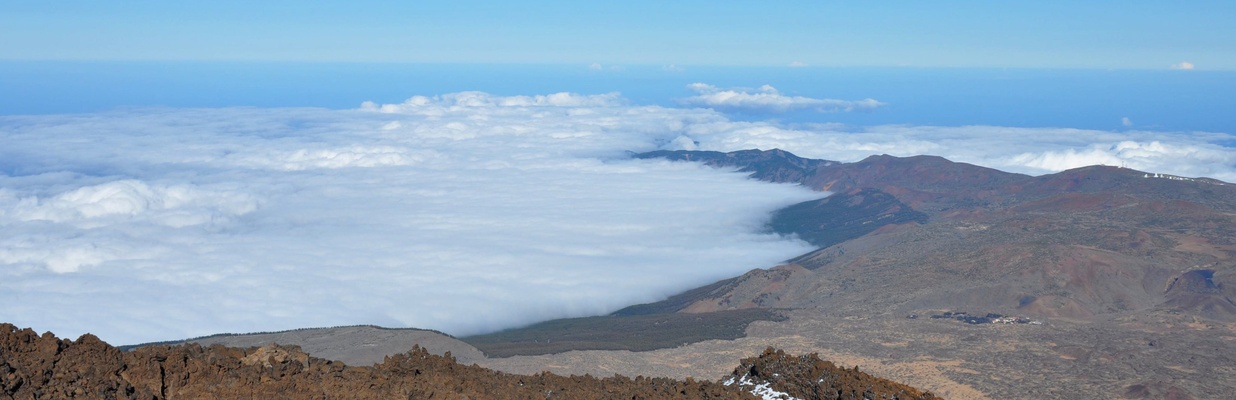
[361,91,626,111]
[1171,61,1196,70]
[681,83,884,113]
[4,180,258,227]
[236,146,439,171]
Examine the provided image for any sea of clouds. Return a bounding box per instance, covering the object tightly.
[2,85,1234,345]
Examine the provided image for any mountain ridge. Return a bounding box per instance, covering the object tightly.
[632,149,1236,323]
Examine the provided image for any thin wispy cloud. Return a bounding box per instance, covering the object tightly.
[680,83,885,113]
[586,63,625,72]
[363,91,627,109]
[1171,61,1196,70]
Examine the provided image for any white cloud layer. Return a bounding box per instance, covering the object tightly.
[680,83,885,113]
[0,94,820,345]
[3,88,1234,345]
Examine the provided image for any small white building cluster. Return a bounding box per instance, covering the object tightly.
[1143,173,1195,182]
[991,316,1042,325]
[925,311,1043,326]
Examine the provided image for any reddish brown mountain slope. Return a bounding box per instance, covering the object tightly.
[804,154,1029,214]
[634,150,1236,323]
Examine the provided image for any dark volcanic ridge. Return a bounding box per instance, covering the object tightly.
[463,308,785,358]
[0,323,938,400]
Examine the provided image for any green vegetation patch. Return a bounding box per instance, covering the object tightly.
[768,188,928,251]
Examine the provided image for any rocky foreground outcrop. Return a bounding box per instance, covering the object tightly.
[725,348,940,400]
[1,323,938,400]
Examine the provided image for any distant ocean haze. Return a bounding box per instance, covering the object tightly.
[3,61,1234,134]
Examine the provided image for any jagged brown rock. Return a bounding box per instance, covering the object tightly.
[0,323,755,399]
[0,324,937,400]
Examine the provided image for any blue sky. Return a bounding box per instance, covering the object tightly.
[4,1,1233,69]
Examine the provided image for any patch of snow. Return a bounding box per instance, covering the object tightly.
[750,382,799,400]
[725,374,801,400]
